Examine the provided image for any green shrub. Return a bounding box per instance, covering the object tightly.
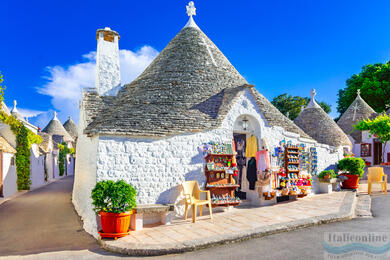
[318,170,338,179]
[0,111,42,190]
[337,157,365,177]
[91,180,137,214]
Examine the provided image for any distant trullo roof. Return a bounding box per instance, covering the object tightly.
[42,112,73,142]
[337,90,377,143]
[83,3,311,139]
[295,89,352,148]
[63,116,78,139]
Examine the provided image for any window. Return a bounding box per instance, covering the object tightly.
[360,143,372,157]
[10,157,15,166]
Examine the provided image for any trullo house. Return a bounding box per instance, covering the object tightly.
[73,2,350,236]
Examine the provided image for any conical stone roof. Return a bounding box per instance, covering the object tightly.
[295,89,352,148]
[84,16,311,139]
[42,112,73,142]
[337,91,377,143]
[63,117,78,139]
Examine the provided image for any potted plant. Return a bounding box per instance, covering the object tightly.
[337,157,365,189]
[317,170,338,193]
[91,180,136,236]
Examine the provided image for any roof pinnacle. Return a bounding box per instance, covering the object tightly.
[306,89,321,109]
[184,1,199,29]
[186,1,196,17]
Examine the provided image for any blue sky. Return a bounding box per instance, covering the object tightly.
[2,0,390,127]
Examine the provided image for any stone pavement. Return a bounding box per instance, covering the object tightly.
[101,191,356,256]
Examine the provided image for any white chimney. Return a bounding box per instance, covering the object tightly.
[95,27,121,96]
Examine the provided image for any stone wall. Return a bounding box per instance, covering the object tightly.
[2,152,17,198]
[75,89,345,237]
[30,143,45,189]
[72,104,99,238]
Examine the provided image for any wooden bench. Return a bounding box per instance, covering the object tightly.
[130,204,175,231]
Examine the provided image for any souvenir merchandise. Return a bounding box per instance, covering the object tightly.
[245,135,258,158]
[201,142,233,156]
[310,147,318,175]
[204,146,241,207]
[246,157,258,190]
[256,150,271,172]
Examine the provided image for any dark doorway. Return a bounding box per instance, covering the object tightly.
[373,139,382,165]
[233,133,247,200]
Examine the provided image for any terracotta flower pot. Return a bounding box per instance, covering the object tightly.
[341,174,360,189]
[100,211,132,234]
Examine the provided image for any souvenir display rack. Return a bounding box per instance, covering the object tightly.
[285,146,300,177]
[204,153,241,207]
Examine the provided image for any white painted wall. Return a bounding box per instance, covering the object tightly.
[72,103,99,237]
[65,155,75,176]
[74,89,345,237]
[2,152,17,197]
[30,144,46,189]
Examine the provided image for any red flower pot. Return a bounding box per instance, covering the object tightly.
[341,174,360,189]
[100,211,132,234]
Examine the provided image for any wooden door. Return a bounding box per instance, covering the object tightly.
[373,140,382,165]
[0,152,3,197]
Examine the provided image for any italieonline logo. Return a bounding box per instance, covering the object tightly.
[324,232,390,259]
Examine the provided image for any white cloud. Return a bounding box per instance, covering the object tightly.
[31,46,158,127]
[13,108,45,118]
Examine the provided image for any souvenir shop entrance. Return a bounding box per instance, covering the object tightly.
[232,115,263,200]
[233,133,247,199]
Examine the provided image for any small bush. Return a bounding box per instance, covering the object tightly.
[318,170,338,179]
[337,157,365,177]
[91,180,137,214]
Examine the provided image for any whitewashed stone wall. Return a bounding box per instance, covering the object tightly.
[74,89,345,237]
[72,104,99,238]
[65,155,75,176]
[2,152,17,198]
[30,144,45,189]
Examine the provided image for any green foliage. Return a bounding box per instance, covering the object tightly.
[58,142,72,176]
[337,62,390,115]
[354,113,390,143]
[0,72,6,103]
[337,157,365,177]
[318,170,338,179]
[0,111,42,190]
[271,93,331,120]
[91,180,137,214]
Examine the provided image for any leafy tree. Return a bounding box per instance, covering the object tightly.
[337,62,390,115]
[354,113,390,163]
[271,94,331,120]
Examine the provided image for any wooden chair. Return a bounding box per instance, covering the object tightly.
[367,167,388,195]
[182,181,213,223]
